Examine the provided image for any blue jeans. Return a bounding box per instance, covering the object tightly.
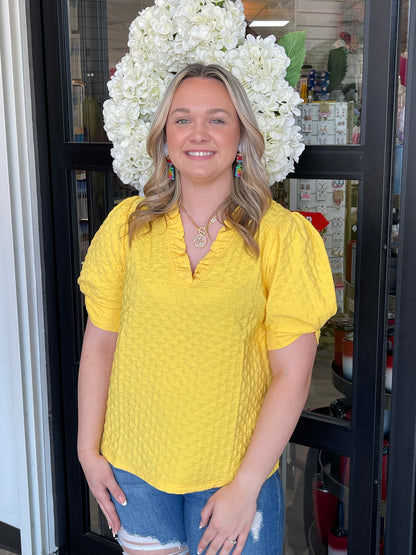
[110,466,284,554]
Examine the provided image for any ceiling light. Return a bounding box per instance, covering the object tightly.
[249,20,289,27]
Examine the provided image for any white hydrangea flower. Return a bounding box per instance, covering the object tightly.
[103,0,304,191]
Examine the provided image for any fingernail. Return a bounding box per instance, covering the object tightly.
[197,551,202,555]
[118,495,127,506]
[121,500,127,506]
[198,520,203,529]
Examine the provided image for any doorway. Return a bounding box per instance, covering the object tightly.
[29,0,415,552]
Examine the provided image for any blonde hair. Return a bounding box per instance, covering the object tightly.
[129,63,271,256]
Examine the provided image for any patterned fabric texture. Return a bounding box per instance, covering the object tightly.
[78,196,336,493]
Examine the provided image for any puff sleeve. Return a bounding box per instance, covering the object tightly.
[262,209,337,350]
[78,196,140,332]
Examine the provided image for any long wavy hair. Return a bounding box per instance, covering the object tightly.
[129,63,271,256]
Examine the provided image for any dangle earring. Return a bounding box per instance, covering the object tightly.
[234,151,243,178]
[164,143,175,180]
[166,155,175,180]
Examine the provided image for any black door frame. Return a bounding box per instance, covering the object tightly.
[385,0,416,553]
[27,0,414,552]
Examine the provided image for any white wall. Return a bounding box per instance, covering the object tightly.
[295,0,344,69]
[0,1,56,553]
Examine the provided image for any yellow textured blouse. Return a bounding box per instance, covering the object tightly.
[78,196,336,494]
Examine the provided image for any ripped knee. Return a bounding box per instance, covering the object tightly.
[250,510,263,542]
[117,527,189,555]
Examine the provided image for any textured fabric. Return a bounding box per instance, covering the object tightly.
[78,196,336,494]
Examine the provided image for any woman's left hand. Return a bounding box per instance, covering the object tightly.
[197,479,259,554]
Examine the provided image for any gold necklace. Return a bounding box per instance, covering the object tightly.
[180,205,217,248]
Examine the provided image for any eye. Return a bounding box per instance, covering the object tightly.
[175,118,190,124]
[210,118,225,124]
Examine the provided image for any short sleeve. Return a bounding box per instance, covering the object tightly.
[263,209,337,350]
[78,196,140,332]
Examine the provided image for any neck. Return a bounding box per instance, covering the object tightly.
[179,178,232,218]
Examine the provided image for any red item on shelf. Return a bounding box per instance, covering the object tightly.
[312,476,338,545]
[328,529,348,553]
[342,333,354,381]
[332,314,354,370]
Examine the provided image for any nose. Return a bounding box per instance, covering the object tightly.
[190,121,209,142]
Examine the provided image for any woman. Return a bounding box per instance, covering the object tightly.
[78,63,336,555]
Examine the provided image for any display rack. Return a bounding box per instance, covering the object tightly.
[331,362,391,411]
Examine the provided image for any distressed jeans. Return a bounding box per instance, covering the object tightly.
[111,465,284,554]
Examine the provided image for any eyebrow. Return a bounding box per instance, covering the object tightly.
[170,108,232,116]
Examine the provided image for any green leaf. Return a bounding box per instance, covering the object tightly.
[327,47,347,91]
[278,31,306,88]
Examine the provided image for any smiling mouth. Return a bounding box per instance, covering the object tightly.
[186,151,215,157]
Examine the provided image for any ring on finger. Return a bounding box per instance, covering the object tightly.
[227,538,237,545]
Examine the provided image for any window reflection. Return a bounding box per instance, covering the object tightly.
[75,170,136,334]
[273,175,393,445]
[67,0,365,144]
[272,179,359,413]
[283,444,353,554]
[75,170,137,263]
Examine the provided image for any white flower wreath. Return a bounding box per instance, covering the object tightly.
[103,0,305,191]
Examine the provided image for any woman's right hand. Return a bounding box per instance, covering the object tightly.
[78,449,126,533]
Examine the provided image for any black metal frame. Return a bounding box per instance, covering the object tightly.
[292,2,400,551]
[26,0,414,552]
[61,142,366,179]
[385,0,416,552]
[347,0,399,551]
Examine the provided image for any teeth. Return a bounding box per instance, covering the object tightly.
[187,151,214,156]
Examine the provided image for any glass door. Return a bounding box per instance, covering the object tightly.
[32,0,404,552]
[384,1,416,553]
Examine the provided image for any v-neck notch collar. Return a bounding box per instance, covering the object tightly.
[167,206,235,283]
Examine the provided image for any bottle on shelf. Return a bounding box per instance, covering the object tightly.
[328,501,348,555]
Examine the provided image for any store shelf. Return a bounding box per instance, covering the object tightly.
[319,450,349,504]
[344,279,396,315]
[331,362,391,410]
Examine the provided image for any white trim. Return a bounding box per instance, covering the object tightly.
[248,20,289,27]
[0,0,56,553]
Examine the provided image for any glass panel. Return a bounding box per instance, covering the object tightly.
[383,0,411,547]
[67,0,364,145]
[385,0,410,395]
[249,1,365,146]
[67,0,151,142]
[272,179,360,416]
[298,100,358,145]
[388,0,409,305]
[75,169,137,328]
[283,444,351,554]
[89,490,115,539]
[74,168,137,534]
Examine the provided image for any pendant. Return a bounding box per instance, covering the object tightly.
[193,226,208,248]
[194,233,208,248]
